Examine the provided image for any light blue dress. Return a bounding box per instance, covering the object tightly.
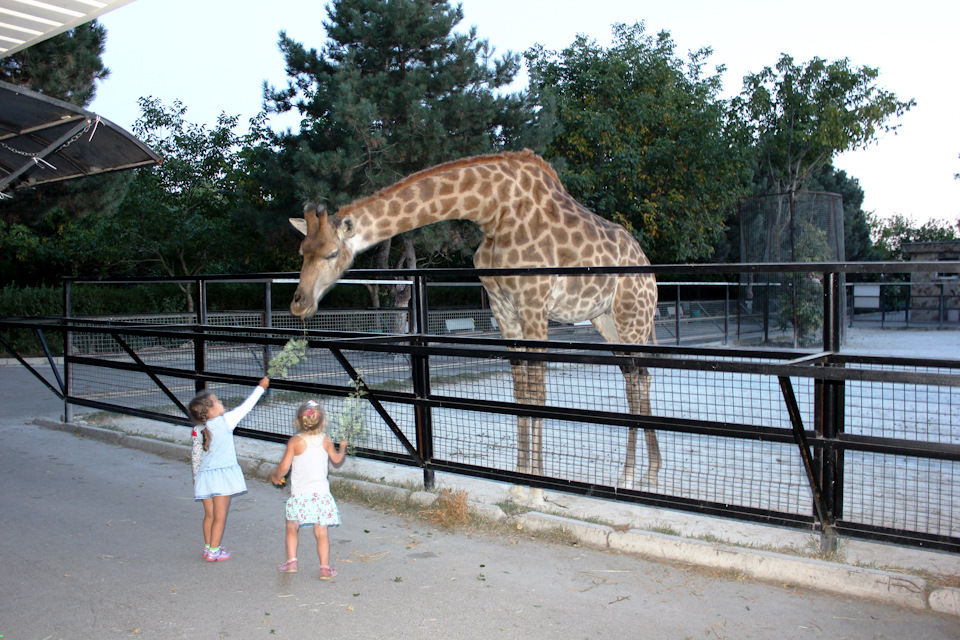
[194,386,265,500]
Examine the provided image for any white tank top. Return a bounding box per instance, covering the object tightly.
[290,434,330,496]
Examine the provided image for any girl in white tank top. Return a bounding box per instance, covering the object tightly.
[270,400,348,579]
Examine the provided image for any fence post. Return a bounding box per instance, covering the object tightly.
[263,281,272,377]
[411,273,435,489]
[736,282,742,343]
[195,279,207,394]
[674,285,681,345]
[940,283,945,329]
[723,282,729,345]
[763,281,770,343]
[905,282,911,328]
[816,270,844,551]
[63,281,72,423]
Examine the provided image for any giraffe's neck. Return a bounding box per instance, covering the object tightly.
[339,151,555,253]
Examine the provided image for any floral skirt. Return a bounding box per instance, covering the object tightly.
[285,491,340,528]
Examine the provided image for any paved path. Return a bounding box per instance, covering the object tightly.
[2,364,959,639]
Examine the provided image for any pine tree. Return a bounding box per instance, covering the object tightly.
[0,22,109,106]
[263,0,553,300]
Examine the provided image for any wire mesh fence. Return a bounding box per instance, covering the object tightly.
[848,281,960,328]
[26,313,955,552]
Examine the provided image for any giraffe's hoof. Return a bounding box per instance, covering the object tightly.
[639,474,660,491]
[527,487,546,508]
[508,485,528,503]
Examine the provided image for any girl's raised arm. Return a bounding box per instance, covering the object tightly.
[223,382,268,430]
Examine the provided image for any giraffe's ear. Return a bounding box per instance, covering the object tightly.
[340,217,356,238]
[289,218,308,236]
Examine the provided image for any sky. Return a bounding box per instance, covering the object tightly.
[90,0,959,226]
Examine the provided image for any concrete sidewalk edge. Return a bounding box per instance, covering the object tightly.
[33,417,960,618]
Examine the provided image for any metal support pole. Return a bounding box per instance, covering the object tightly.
[411,274,435,489]
[939,284,945,329]
[723,283,729,345]
[263,281,272,378]
[763,281,770,344]
[63,281,72,423]
[815,271,845,552]
[195,279,207,394]
[736,282,742,343]
[674,285,681,345]
[905,281,911,328]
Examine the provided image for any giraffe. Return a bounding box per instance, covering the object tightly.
[288,149,661,504]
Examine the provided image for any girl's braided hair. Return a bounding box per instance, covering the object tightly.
[188,390,216,451]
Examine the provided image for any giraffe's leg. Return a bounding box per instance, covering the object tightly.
[487,290,548,506]
[619,361,660,488]
[642,430,662,486]
[509,357,531,503]
[508,353,547,506]
[618,425,639,489]
[528,358,546,507]
[618,362,640,488]
[639,365,661,487]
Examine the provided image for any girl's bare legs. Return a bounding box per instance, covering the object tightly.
[314,525,330,566]
[201,498,215,547]
[209,495,232,548]
[285,521,300,560]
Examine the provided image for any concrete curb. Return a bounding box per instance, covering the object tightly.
[608,528,928,611]
[34,417,959,617]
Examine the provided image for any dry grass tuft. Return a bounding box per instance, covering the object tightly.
[422,489,471,528]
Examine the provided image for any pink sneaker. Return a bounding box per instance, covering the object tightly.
[278,558,298,573]
[319,565,337,580]
[206,547,232,562]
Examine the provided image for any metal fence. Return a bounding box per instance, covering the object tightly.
[2,261,958,553]
[848,280,960,328]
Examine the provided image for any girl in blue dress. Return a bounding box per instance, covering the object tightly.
[189,377,269,561]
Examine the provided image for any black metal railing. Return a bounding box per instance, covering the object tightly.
[1,261,957,553]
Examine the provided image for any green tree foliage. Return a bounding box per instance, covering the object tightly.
[526,22,750,263]
[0,208,123,286]
[262,0,552,293]
[869,214,959,261]
[736,54,914,196]
[99,98,270,309]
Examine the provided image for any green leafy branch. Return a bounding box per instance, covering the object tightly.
[331,378,368,454]
[267,338,308,378]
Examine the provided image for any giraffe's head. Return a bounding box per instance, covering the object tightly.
[289,203,357,318]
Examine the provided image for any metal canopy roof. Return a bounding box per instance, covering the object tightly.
[0,0,133,58]
[0,79,160,192]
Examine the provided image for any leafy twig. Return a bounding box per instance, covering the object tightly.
[331,378,368,453]
[267,338,308,378]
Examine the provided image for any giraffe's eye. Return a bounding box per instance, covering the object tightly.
[325,249,340,260]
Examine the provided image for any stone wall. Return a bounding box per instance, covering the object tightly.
[902,241,960,324]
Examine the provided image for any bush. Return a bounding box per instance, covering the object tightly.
[0,285,64,356]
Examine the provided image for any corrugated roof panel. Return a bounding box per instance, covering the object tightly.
[0,79,160,192]
[0,0,134,58]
